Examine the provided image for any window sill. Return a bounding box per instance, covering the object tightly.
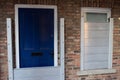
[77,69,116,76]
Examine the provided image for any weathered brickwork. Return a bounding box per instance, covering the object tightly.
[0,0,120,80]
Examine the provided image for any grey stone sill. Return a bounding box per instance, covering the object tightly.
[77,69,116,75]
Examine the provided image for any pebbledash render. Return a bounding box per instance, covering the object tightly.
[0,0,120,80]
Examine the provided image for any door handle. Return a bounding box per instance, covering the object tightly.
[50,50,54,57]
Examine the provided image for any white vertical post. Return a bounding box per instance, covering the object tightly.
[60,18,65,80]
[80,17,84,71]
[108,18,114,69]
[7,18,13,80]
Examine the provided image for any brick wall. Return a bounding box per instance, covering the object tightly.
[0,0,120,80]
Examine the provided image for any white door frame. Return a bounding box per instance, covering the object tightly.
[15,4,58,68]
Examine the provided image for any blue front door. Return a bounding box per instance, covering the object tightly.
[19,8,54,68]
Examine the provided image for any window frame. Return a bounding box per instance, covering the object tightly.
[81,8,111,22]
[80,7,112,71]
